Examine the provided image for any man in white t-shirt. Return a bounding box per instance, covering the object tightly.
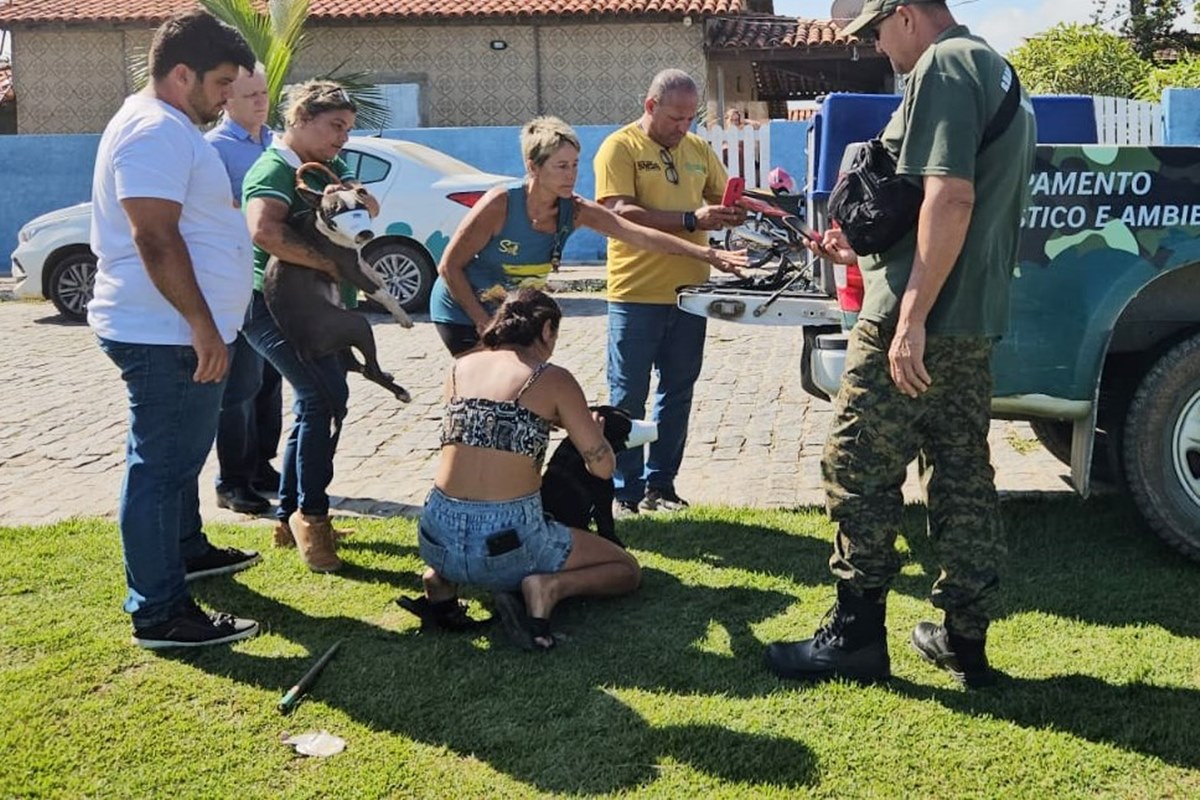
[90,10,261,650]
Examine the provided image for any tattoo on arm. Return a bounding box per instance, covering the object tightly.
[582,442,613,464]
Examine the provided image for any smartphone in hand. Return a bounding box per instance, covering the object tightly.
[787,216,824,246]
[721,176,745,207]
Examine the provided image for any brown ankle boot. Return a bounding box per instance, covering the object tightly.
[274,518,352,549]
[273,520,296,548]
[288,510,342,572]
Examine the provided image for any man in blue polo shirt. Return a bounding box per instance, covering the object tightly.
[205,66,283,514]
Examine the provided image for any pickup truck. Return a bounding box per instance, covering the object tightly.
[678,93,1200,562]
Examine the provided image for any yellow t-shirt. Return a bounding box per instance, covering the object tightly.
[593,122,727,304]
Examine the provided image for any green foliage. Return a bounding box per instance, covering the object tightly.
[200,0,309,127]
[1009,23,1151,97]
[1120,0,1185,59]
[1136,50,1200,98]
[181,0,391,130]
[3,498,1200,797]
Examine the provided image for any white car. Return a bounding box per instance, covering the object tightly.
[10,137,515,321]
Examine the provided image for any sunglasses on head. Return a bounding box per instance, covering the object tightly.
[316,86,352,104]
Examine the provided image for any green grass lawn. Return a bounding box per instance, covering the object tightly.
[2,495,1198,798]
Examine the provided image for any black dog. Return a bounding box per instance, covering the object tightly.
[262,162,413,403]
[540,405,637,548]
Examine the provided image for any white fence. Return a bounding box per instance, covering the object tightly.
[699,125,772,189]
[1095,96,1162,145]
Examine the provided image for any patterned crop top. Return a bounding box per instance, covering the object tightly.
[439,362,553,469]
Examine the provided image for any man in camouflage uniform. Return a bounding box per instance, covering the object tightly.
[765,0,1036,688]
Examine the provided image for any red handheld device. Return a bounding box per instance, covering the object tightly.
[721,176,745,207]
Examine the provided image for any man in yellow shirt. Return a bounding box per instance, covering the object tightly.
[594,69,743,515]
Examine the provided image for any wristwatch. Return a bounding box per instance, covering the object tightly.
[683,210,698,233]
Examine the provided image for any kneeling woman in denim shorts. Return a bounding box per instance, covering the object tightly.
[411,288,640,649]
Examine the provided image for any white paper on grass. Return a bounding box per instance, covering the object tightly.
[283,730,346,757]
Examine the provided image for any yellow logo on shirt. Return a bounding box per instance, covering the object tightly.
[498,239,520,256]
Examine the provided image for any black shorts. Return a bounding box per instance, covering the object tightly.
[434,322,480,356]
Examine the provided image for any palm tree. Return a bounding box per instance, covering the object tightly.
[130,0,390,129]
[200,0,390,129]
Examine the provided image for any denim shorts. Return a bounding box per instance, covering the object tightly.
[418,487,573,592]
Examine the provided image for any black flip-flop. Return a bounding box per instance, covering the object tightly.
[396,595,493,632]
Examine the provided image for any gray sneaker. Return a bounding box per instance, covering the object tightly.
[613,499,640,519]
[132,601,259,650]
[639,487,690,512]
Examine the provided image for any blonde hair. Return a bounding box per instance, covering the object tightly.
[283,80,356,128]
[520,116,581,168]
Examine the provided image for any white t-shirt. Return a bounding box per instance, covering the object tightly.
[88,94,253,345]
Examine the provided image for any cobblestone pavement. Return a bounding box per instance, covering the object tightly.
[0,286,1071,529]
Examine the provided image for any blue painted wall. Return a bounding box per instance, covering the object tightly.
[1,134,100,275]
[0,121,808,274]
[1164,88,1200,145]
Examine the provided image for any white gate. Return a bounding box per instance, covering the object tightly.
[699,125,772,189]
[1094,96,1162,145]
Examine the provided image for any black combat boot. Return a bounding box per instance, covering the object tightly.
[765,583,891,683]
[910,621,997,688]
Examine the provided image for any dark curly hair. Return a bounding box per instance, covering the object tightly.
[481,288,562,349]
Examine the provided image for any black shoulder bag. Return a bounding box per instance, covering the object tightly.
[827,62,1023,256]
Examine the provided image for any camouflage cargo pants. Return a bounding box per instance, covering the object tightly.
[822,319,1005,640]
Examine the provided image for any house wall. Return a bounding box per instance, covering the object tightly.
[12,27,135,134]
[705,60,758,122]
[9,20,705,133]
[295,21,705,127]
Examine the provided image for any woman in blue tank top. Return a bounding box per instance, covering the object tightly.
[429,116,748,355]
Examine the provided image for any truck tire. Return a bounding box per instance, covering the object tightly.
[1123,332,1200,561]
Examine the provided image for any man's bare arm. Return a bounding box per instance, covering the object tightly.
[889,175,976,397]
[599,195,743,232]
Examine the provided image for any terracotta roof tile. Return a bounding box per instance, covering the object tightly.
[0,0,746,25]
[708,15,857,50]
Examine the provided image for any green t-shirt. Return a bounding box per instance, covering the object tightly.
[241,147,359,308]
[859,25,1037,337]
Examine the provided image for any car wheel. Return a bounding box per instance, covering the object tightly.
[47,249,97,322]
[367,241,434,313]
[1123,332,1200,561]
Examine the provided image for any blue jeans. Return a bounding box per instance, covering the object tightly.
[98,337,229,628]
[254,360,283,471]
[418,488,573,592]
[606,301,706,503]
[215,331,263,492]
[242,290,348,521]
